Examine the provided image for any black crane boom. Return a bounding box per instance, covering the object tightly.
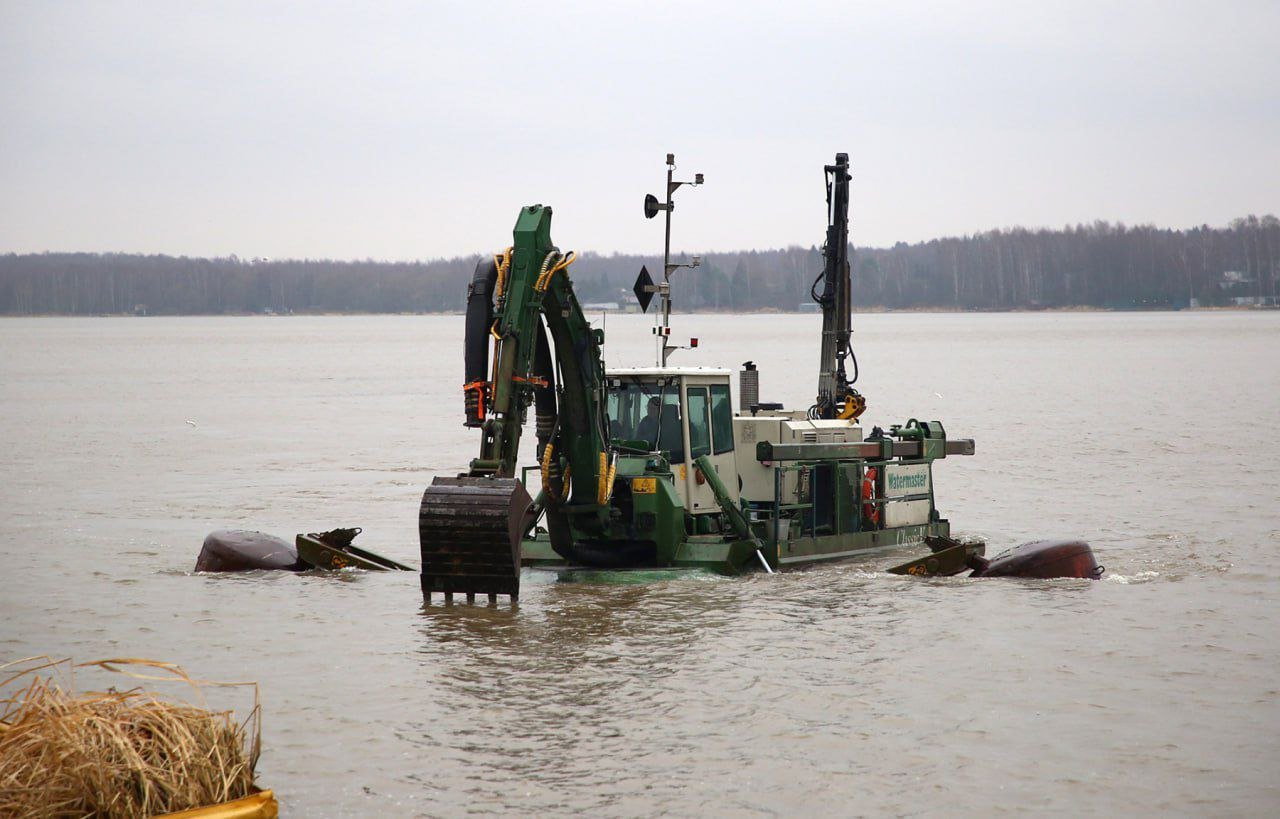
[810,153,864,421]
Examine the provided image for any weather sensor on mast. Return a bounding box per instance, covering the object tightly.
[634,153,703,366]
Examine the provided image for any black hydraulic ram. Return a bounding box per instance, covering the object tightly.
[462,258,499,427]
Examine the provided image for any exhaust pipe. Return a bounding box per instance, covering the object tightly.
[740,361,759,413]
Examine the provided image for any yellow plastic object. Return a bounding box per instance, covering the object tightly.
[160,789,278,819]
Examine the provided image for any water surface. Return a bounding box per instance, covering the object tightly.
[2,312,1278,815]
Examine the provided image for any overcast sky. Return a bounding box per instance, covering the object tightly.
[1,1,1276,260]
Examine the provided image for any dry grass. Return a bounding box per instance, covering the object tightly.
[0,657,261,818]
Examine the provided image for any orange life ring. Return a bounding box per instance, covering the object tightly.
[861,467,879,526]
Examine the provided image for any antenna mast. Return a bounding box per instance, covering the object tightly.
[637,153,703,366]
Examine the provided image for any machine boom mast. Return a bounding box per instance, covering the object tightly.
[420,204,614,600]
[812,153,862,421]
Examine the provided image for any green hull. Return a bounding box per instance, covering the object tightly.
[773,520,951,567]
[520,519,951,576]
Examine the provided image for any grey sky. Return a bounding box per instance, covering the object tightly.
[2,1,1276,260]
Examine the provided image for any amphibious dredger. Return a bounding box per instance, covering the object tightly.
[419,154,1096,601]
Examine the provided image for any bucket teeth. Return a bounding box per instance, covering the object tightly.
[419,476,531,601]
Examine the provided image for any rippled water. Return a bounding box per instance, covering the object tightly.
[2,312,1278,815]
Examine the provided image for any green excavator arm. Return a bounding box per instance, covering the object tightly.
[419,205,614,600]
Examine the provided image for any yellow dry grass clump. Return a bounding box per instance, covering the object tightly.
[0,657,261,818]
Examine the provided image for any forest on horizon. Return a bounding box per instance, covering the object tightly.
[1,215,1276,315]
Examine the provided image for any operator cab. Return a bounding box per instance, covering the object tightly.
[605,367,737,513]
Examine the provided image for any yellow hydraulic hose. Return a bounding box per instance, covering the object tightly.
[541,442,556,499]
[541,446,573,504]
[494,246,513,299]
[489,321,503,386]
[604,459,618,503]
[596,452,618,505]
[535,250,577,292]
[596,452,607,505]
[534,252,556,292]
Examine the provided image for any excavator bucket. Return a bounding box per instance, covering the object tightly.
[418,476,532,601]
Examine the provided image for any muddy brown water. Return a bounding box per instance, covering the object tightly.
[2,312,1278,816]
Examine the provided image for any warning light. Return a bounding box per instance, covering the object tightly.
[690,338,698,348]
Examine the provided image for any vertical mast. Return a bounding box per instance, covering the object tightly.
[641,153,703,366]
[813,153,860,419]
[658,158,674,365]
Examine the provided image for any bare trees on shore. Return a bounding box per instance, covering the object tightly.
[2,216,1275,315]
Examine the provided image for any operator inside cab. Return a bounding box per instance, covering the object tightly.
[610,389,684,461]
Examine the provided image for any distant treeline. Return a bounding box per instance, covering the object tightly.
[2,216,1276,315]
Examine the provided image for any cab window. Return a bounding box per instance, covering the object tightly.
[711,384,734,454]
[608,379,683,461]
[652,392,683,461]
[687,387,711,459]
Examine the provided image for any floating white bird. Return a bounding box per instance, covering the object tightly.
[184,419,197,427]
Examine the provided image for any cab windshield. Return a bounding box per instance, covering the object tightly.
[606,380,684,462]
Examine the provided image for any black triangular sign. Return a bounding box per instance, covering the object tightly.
[633,265,654,313]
